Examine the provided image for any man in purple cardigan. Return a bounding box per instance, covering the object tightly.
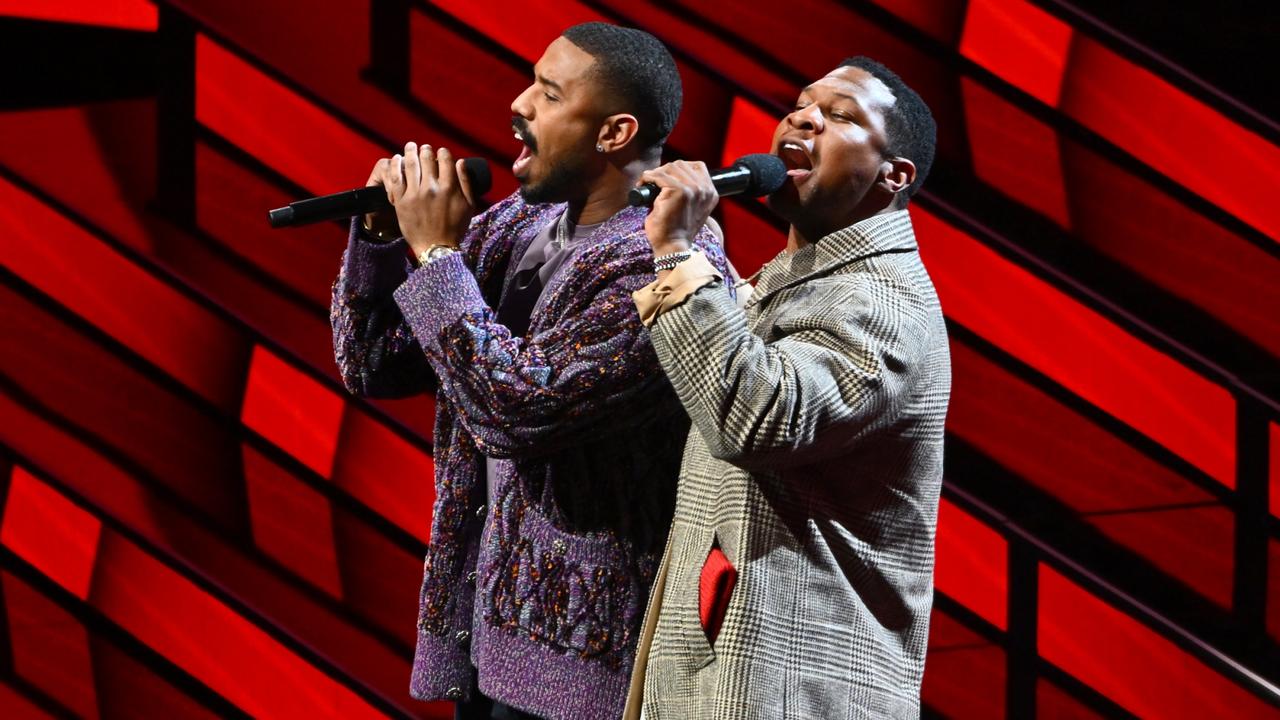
[329,23,725,720]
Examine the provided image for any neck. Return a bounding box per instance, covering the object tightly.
[785,201,900,252]
[566,154,658,225]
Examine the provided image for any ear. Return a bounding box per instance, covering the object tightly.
[879,156,916,200]
[596,113,640,153]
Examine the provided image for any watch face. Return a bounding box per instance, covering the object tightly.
[427,246,457,262]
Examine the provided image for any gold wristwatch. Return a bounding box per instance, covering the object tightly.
[417,244,458,266]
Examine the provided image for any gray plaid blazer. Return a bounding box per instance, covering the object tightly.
[624,210,950,720]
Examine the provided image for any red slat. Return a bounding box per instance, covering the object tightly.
[0,175,250,412]
[962,79,1071,228]
[1038,564,1275,717]
[0,0,157,30]
[332,408,435,544]
[195,34,384,195]
[935,498,1008,630]
[240,346,344,478]
[426,0,603,64]
[921,609,1006,718]
[2,573,98,718]
[915,207,1237,487]
[243,444,344,598]
[959,0,1073,107]
[1060,37,1280,243]
[2,468,101,601]
[89,530,387,718]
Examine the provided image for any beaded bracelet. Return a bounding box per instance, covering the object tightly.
[654,248,695,273]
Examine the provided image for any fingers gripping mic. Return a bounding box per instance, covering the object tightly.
[267,157,493,228]
[628,154,787,207]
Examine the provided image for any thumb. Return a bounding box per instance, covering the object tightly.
[455,159,476,207]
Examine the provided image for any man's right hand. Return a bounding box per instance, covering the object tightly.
[363,155,405,239]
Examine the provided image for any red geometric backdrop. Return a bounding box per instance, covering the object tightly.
[1,0,1277,717]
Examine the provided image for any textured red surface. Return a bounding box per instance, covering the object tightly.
[0,2,1274,716]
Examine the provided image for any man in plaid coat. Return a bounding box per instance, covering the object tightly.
[624,57,950,719]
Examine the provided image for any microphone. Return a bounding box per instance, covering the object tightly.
[628,153,787,207]
[267,157,493,228]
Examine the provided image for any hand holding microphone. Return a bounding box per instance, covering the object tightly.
[266,148,492,234]
[638,154,786,257]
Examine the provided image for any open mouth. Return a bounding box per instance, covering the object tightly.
[512,121,536,178]
[777,140,813,180]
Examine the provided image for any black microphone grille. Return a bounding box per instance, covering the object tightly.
[734,153,788,197]
[461,157,493,197]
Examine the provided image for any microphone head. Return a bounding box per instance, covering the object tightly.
[734,153,788,197]
[461,157,493,197]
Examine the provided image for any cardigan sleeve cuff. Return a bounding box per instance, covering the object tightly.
[341,217,412,297]
[631,251,723,327]
[392,252,486,354]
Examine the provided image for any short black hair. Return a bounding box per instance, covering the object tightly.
[839,56,936,201]
[561,22,682,151]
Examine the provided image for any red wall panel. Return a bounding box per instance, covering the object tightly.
[915,208,1237,487]
[240,345,345,478]
[2,573,99,718]
[1038,564,1275,717]
[1060,37,1280,243]
[0,0,156,31]
[960,0,1073,107]
[2,468,102,602]
[921,609,1006,718]
[935,498,1008,630]
[196,34,383,196]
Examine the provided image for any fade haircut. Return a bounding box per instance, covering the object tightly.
[839,56,936,201]
[561,22,683,152]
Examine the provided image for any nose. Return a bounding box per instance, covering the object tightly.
[787,104,824,134]
[511,84,535,119]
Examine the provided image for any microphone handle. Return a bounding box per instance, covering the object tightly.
[268,157,492,228]
[268,186,390,228]
[627,164,753,207]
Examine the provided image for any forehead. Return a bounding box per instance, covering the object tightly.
[534,36,597,91]
[806,66,896,113]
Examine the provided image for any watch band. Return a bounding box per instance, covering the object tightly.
[416,244,459,266]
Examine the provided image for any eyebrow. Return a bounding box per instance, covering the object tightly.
[801,85,863,107]
[538,74,564,93]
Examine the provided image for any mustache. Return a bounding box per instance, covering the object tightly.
[512,116,538,154]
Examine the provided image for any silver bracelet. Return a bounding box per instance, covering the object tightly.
[654,248,695,273]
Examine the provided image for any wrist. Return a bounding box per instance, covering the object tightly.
[406,233,460,257]
[650,236,692,256]
[415,243,460,267]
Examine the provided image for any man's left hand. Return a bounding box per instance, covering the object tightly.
[390,141,477,257]
[640,160,719,256]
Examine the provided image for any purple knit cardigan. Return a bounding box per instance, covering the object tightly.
[330,192,725,719]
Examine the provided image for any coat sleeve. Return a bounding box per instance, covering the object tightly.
[645,268,932,472]
[329,220,437,398]
[329,198,517,399]
[392,229,727,459]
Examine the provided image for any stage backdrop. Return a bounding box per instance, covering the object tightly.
[0,0,1277,717]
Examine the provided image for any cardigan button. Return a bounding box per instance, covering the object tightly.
[445,687,464,701]
[467,570,478,584]
[455,630,471,647]
[475,504,487,518]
